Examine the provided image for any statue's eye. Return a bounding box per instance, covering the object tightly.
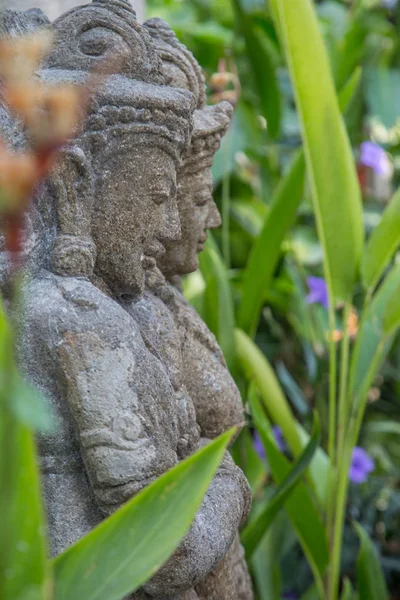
[194,193,209,207]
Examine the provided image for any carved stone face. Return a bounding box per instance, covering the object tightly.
[159,166,221,277]
[92,143,180,295]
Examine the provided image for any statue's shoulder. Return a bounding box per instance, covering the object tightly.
[23,272,137,345]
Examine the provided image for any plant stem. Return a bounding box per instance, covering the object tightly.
[337,302,352,459]
[327,440,353,600]
[326,302,337,545]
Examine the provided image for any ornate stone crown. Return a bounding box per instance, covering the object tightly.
[46,0,162,84]
[144,18,206,110]
[143,18,233,174]
[182,102,233,173]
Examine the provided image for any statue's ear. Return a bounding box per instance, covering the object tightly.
[50,146,96,277]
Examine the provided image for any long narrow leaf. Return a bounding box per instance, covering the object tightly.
[249,392,329,594]
[0,415,49,600]
[355,522,389,600]
[52,429,234,600]
[199,236,236,369]
[238,67,363,337]
[235,328,329,504]
[241,414,320,558]
[0,301,49,600]
[362,186,400,293]
[271,0,364,304]
[232,0,281,138]
[350,264,400,407]
[239,150,306,336]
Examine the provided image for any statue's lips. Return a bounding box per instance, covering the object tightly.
[145,239,166,259]
[197,234,208,252]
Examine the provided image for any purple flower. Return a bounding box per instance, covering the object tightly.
[283,592,298,600]
[272,425,286,452]
[349,447,375,484]
[253,431,265,460]
[306,276,329,310]
[360,142,391,177]
[253,427,286,459]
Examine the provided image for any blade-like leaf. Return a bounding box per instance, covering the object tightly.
[362,186,400,293]
[0,415,49,600]
[52,429,235,600]
[241,414,320,558]
[249,392,329,594]
[232,0,281,138]
[271,0,364,304]
[199,236,236,370]
[238,150,306,336]
[340,578,355,600]
[235,329,302,456]
[0,298,49,600]
[350,264,400,406]
[238,66,362,337]
[235,328,329,504]
[355,522,389,600]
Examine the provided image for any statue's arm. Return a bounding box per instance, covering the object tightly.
[28,277,180,515]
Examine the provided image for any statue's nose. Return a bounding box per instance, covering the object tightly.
[159,199,181,243]
[206,198,222,230]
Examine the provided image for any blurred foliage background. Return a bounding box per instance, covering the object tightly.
[147,0,400,598]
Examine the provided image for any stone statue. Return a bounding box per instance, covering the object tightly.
[2,1,253,599]
[127,19,254,600]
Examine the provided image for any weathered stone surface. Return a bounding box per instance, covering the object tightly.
[1,2,253,598]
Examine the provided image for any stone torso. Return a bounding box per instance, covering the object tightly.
[20,270,194,555]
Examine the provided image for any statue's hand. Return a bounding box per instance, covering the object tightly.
[142,440,251,598]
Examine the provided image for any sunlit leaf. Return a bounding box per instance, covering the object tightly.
[241,413,320,558]
[362,186,400,293]
[270,0,364,305]
[249,392,328,595]
[199,236,236,369]
[52,429,234,600]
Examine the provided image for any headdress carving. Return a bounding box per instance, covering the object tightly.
[144,18,233,174]
[46,0,162,84]
[182,102,233,173]
[144,18,206,109]
[38,0,195,279]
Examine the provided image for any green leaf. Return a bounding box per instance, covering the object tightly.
[0,414,49,600]
[362,186,400,293]
[355,522,389,600]
[52,429,234,600]
[0,299,49,600]
[350,265,400,406]
[199,236,236,369]
[241,414,320,558]
[249,392,329,595]
[11,377,55,433]
[232,0,281,138]
[340,578,355,600]
[235,329,302,457]
[237,66,362,337]
[271,0,364,304]
[238,150,306,336]
[235,328,329,504]
[338,67,362,113]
